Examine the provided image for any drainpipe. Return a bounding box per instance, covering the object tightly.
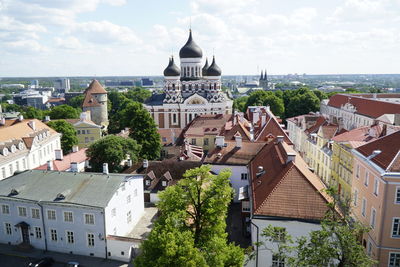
[377,178,388,263]
[37,202,48,251]
[250,221,259,267]
[103,208,108,259]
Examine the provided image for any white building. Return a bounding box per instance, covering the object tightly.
[248,138,331,267]
[144,30,233,130]
[54,78,70,93]
[0,169,144,262]
[0,117,61,180]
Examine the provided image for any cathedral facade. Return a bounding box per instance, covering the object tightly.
[144,30,233,129]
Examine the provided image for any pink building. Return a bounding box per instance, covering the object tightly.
[352,131,400,266]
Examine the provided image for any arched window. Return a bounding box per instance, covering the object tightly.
[189,84,192,90]
[191,67,194,77]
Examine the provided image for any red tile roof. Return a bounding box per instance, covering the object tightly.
[184,114,231,137]
[82,80,107,108]
[250,139,331,220]
[331,125,383,143]
[327,94,400,119]
[35,148,88,171]
[255,115,292,144]
[355,130,400,172]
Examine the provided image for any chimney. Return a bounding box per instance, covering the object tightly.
[103,163,109,175]
[70,162,78,172]
[265,105,271,112]
[72,145,79,153]
[44,115,50,122]
[233,113,238,125]
[217,153,222,159]
[28,120,36,130]
[47,160,53,171]
[252,111,260,125]
[394,114,400,126]
[250,125,254,141]
[235,135,242,148]
[215,136,225,147]
[261,114,266,127]
[286,152,296,164]
[277,135,284,143]
[143,159,149,168]
[18,114,24,121]
[55,149,63,160]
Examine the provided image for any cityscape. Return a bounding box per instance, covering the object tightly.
[1,1,400,267]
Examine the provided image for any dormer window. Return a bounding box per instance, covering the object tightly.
[10,145,16,153]
[162,181,167,187]
[2,148,9,156]
[18,142,24,150]
[145,180,150,186]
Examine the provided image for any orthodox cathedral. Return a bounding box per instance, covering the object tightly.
[144,30,233,129]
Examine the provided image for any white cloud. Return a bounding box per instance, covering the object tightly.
[54,36,83,50]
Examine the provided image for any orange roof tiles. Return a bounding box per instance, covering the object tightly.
[35,148,88,171]
[184,114,231,137]
[82,80,107,108]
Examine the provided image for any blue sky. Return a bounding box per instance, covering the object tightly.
[1,0,399,77]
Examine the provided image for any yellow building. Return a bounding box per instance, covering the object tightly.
[66,112,102,148]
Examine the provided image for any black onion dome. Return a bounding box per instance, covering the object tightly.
[206,56,221,76]
[202,58,209,76]
[163,57,180,76]
[179,30,203,58]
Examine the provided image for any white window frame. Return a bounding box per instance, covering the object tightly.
[353,189,358,207]
[241,173,248,180]
[50,229,58,242]
[66,230,74,244]
[87,233,95,247]
[18,206,27,217]
[35,227,42,239]
[127,211,132,223]
[31,208,40,219]
[145,180,150,186]
[84,213,95,225]
[370,208,376,230]
[111,208,116,217]
[4,223,12,235]
[47,209,56,220]
[389,252,400,267]
[272,253,285,267]
[373,177,379,196]
[162,180,167,187]
[395,186,400,205]
[2,204,10,215]
[63,211,73,223]
[361,198,367,217]
[126,195,131,204]
[364,171,369,187]
[392,217,400,238]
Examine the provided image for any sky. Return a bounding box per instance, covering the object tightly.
[0,0,400,77]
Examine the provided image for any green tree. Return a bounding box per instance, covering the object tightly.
[86,135,141,173]
[312,90,327,101]
[285,88,320,118]
[124,87,151,103]
[233,96,248,112]
[48,104,80,119]
[135,165,244,267]
[22,106,44,119]
[245,91,285,118]
[47,120,78,154]
[68,95,85,108]
[259,187,376,267]
[119,101,161,160]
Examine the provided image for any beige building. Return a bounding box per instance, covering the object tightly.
[352,131,400,266]
[0,116,61,180]
[65,112,102,148]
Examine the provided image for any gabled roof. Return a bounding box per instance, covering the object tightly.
[355,130,400,172]
[327,94,400,119]
[319,125,339,140]
[250,139,330,220]
[35,148,88,171]
[0,170,137,208]
[332,125,383,143]
[184,114,231,137]
[224,122,251,141]
[82,80,107,108]
[305,116,328,134]
[255,116,292,144]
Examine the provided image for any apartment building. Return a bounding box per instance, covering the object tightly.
[351,131,400,266]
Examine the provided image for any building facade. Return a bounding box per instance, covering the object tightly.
[144,30,233,129]
[82,80,109,128]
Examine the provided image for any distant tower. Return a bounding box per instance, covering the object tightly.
[259,69,269,90]
[82,80,108,128]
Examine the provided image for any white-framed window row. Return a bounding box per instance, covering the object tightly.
[2,204,10,215]
[31,208,40,219]
[392,217,400,238]
[64,211,73,223]
[18,206,27,217]
[389,252,400,267]
[47,209,56,220]
[395,186,400,205]
[84,213,95,225]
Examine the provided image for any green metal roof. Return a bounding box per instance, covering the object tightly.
[0,170,141,208]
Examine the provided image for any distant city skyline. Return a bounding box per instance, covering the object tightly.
[1,0,400,77]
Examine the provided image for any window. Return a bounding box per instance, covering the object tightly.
[172,113,177,124]
[162,137,167,142]
[35,227,42,239]
[126,195,131,204]
[370,208,376,229]
[2,204,10,214]
[362,198,367,217]
[272,254,285,267]
[64,211,73,222]
[50,229,58,241]
[18,207,27,217]
[66,231,74,244]
[85,137,89,143]
[204,138,209,146]
[90,137,94,141]
[77,130,81,134]
[87,233,95,247]
[134,189,137,197]
[373,178,379,196]
[1,167,5,178]
[4,223,12,235]
[145,180,150,186]
[87,130,91,134]
[273,228,287,242]
[111,208,116,217]
[191,138,196,145]
[47,210,56,220]
[392,218,400,238]
[395,187,400,204]
[162,181,167,187]
[364,172,369,187]
[84,213,95,225]
[127,211,132,223]
[241,173,248,180]
[81,130,86,134]
[367,241,372,256]
[32,208,40,219]
[389,252,400,267]
[353,189,358,207]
